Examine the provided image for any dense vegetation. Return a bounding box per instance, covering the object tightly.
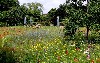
[47,0,100,43]
[0,26,100,63]
[0,0,43,26]
[0,0,100,63]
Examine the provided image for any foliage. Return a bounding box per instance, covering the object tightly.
[90,24,100,31]
[47,8,57,26]
[24,2,43,22]
[40,14,48,22]
[0,47,20,63]
[0,22,6,27]
[0,0,27,26]
[56,3,68,20]
[64,21,78,37]
[0,0,19,11]
[62,0,100,42]
[0,1,43,26]
[88,31,100,44]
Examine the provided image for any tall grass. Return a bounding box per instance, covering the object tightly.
[0,26,100,63]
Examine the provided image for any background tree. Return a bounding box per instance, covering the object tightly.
[84,0,100,42]
[47,8,57,26]
[0,0,19,11]
[6,5,28,26]
[24,2,43,22]
[0,0,20,26]
[0,1,43,26]
[56,3,68,21]
[63,0,100,43]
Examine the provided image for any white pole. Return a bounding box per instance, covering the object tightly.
[24,17,27,25]
[57,16,60,26]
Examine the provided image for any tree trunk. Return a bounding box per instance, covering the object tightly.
[86,26,89,43]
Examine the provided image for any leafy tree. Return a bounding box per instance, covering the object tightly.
[84,0,100,42]
[47,8,57,26]
[0,0,19,11]
[0,1,43,26]
[0,5,28,26]
[64,0,84,37]
[6,5,28,26]
[64,0,100,43]
[0,0,21,26]
[40,14,48,22]
[24,2,43,22]
[56,4,68,20]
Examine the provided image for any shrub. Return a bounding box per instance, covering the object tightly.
[0,47,20,63]
[0,22,6,27]
[89,31,100,44]
[64,22,78,42]
[90,24,100,32]
[64,22,77,37]
[74,31,85,48]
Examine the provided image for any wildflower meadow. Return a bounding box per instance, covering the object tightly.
[0,0,100,63]
[0,26,100,63]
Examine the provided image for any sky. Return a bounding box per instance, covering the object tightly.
[18,0,66,14]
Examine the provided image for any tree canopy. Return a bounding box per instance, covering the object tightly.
[0,0,43,26]
[0,0,19,11]
[49,0,100,42]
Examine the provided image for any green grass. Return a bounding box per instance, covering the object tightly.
[0,26,100,63]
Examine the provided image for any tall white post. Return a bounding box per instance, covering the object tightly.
[24,17,27,25]
[57,16,60,26]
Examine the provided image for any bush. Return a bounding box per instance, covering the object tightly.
[64,29,86,48]
[90,24,100,31]
[64,22,78,38]
[0,22,6,27]
[0,47,20,63]
[89,31,100,44]
[44,22,50,26]
[74,31,86,48]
